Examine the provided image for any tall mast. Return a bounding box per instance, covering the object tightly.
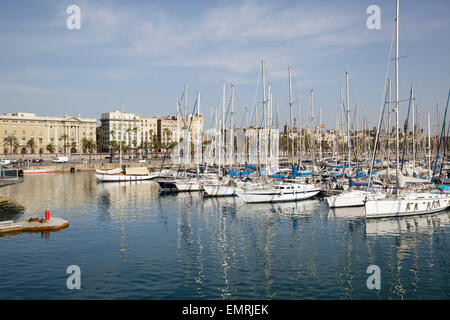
[197,91,201,175]
[310,89,315,167]
[395,0,400,196]
[411,85,415,172]
[184,86,188,120]
[230,84,235,168]
[319,107,322,162]
[339,85,344,162]
[260,60,265,170]
[428,112,431,179]
[298,92,302,164]
[288,65,294,166]
[119,98,123,166]
[220,81,225,176]
[177,98,181,165]
[387,79,391,179]
[345,72,351,172]
[355,103,359,161]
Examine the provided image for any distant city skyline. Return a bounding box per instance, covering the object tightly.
[0,0,449,133]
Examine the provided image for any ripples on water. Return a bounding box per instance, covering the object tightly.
[0,173,449,299]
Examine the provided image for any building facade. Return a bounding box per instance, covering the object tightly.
[0,112,96,155]
[98,111,140,152]
[98,110,204,153]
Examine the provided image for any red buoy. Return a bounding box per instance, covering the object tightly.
[45,210,50,221]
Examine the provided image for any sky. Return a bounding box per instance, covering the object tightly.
[0,0,449,132]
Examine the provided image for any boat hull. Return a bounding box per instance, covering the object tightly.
[94,174,157,182]
[174,181,202,191]
[236,189,320,203]
[365,193,450,218]
[202,184,237,197]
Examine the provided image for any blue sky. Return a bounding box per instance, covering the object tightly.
[0,0,449,131]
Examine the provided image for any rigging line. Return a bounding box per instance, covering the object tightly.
[176,95,198,177]
[249,65,262,127]
[432,90,450,183]
[400,87,413,171]
[367,17,396,191]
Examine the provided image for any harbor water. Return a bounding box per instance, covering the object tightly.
[0,172,449,299]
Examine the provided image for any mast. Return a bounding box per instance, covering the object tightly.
[230,84,235,169]
[428,112,431,180]
[345,72,351,173]
[260,60,265,171]
[288,65,294,166]
[387,79,391,179]
[220,81,225,176]
[119,98,123,166]
[298,92,302,164]
[177,98,181,165]
[319,107,322,162]
[356,103,359,162]
[395,0,400,196]
[339,85,344,163]
[197,91,201,175]
[310,89,315,167]
[411,85,415,173]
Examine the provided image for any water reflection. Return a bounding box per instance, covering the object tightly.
[327,206,365,219]
[0,201,24,222]
[0,173,449,299]
[365,211,450,236]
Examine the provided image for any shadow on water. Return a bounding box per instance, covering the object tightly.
[0,201,25,222]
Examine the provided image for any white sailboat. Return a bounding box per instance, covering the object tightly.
[364,0,450,218]
[94,167,159,182]
[327,190,385,208]
[236,180,320,203]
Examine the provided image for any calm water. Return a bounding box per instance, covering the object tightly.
[0,173,449,300]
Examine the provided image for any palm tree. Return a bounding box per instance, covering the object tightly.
[3,135,18,157]
[109,140,119,163]
[60,134,69,155]
[81,138,96,162]
[70,141,77,153]
[46,143,55,154]
[26,138,36,154]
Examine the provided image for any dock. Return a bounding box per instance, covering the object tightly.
[0,217,69,235]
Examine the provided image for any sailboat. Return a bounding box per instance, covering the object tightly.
[236,62,321,203]
[95,99,159,182]
[326,72,386,208]
[364,0,450,218]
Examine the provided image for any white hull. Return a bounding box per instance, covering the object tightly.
[94,173,158,182]
[202,184,238,197]
[174,181,202,191]
[327,191,386,208]
[365,193,450,218]
[236,185,320,203]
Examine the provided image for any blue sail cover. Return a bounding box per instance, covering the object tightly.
[437,185,450,191]
[230,170,254,177]
[292,164,312,176]
[356,170,367,178]
[349,178,371,187]
[245,162,256,170]
[270,174,285,178]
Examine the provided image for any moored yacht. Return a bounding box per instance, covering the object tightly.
[236,180,320,203]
